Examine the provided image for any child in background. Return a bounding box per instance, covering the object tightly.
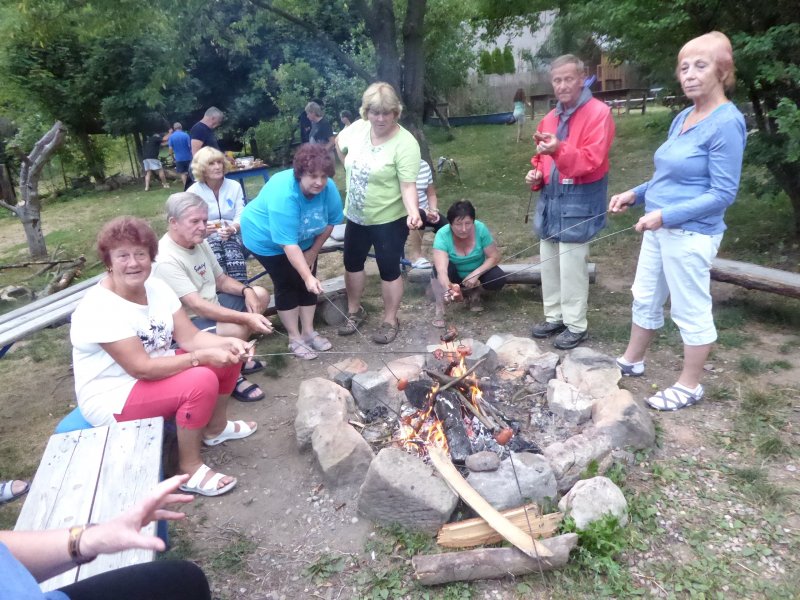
[513,88,528,143]
[407,159,445,270]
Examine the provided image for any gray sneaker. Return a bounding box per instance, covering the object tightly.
[553,329,587,350]
[337,306,366,336]
[530,321,567,339]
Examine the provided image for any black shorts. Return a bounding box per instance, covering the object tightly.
[433,263,506,292]
[191,292,246,331]
[252,252,318,311]
[175,160,191,174]
[343,217,409,281]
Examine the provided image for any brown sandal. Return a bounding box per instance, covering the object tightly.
[372,321,399,344]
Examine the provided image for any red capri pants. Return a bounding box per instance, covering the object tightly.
[115,351,240,430]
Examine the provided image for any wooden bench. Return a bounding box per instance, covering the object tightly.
[406,262,597,286]
[0,273,104,358]
[593,88,649,115]
[14,418,164,592]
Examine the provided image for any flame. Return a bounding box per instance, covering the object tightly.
[394,381,449,455]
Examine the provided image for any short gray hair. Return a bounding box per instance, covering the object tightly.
[305,102,323,117]
[550,54,584,74]
[172,122,182,130]
[166,192,207,221]
[204,106,224,120]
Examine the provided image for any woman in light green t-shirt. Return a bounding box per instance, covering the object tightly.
[431,200,505,322]
[335,82,423,344]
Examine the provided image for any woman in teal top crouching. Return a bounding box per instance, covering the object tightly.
[431,200,504,320]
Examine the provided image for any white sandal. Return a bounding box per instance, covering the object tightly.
[203,420,258,446]
[304,331,332,351]
[646,384,704,411]
[179,464,237,497]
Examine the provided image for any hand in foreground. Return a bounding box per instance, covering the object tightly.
[81,475,192,557]
[425,209,440,224]
[525,169,543,186]
[609,191,636,214]
[219,225,235,241]
[244,286,268,314]
[407,213,423,230]
[304,275,324,295]
[462,276,480,290]
[443,283,462,303]
[635,209,663,233]
[245,312,274,335]
[534,132,559,155]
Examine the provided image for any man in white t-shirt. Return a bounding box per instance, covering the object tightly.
[153,192,273,402]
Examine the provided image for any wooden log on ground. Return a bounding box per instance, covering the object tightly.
[711,258,800,300]
[407,262,596,285]
[412,533,578,585]
[437,508,563,548]
[427,445,552,559]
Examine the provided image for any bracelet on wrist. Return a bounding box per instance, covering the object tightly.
[241,284,253,296]
[68,524,97,565]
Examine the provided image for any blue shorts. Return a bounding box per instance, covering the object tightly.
[175,160,191,174]
[191,293,246,332]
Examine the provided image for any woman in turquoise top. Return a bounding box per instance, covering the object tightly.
[431,200,504,320]
[241,144,344,360]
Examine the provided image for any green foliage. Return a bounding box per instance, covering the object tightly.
[490,48,504,75]
[502,46,516,74]
[248,118,295,166]
[208,533,256,571]
[478,50,493,74]
[562,514,630,591]
[304,552,347,583]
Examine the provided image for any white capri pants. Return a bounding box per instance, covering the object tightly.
[631,228,722,346]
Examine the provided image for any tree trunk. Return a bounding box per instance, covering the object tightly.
[0,121,67,258]
[402,0,427,128]
[74,130,106,182]
[358,0,402,90]
[0,165,16,204]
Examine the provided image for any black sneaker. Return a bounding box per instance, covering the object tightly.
[530,321,567,339]
[553,329,588,350]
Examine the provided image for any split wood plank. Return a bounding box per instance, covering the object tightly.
[413,533,578,585]
[437,508,563,548]
[711,257,800,300]
[426,445,552,559]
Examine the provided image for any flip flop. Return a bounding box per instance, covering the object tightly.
[241,357,265,375]
[203,420,258,446]
[303,332,332,352]
[231,376,265,402]
[179,464,237,497]
[0,480,29,505]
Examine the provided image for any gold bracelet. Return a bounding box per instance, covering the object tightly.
[68,523,97,565]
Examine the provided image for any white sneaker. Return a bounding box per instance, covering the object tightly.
[412,258,432,269]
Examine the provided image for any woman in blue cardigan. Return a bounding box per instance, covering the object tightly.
[610,32,746,411]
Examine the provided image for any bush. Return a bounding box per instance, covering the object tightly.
[248,118,294,166]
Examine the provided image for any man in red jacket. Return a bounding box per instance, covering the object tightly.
[525,54,615,349]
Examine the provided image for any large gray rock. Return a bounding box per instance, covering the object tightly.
[327,357,369,390]
[467,452,557,511]
[381,354,426,382]
[561,347,621,399]
[465,450,501,472]
[542,432,613,492]
[358,448,458,533]
[485,334,543,368]
[529,352,560,384]
[592,388,656,450]
[351,370,400,417]
[295,378,352,450]
[546,379,594,424]
[311,421,374,486]
[558,476,628,530]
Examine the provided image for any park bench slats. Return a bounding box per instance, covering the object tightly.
[0,274,102,327]
[15,418,164,592]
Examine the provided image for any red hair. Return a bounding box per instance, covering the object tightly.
[293,143,335,180]
[96,216,159,267]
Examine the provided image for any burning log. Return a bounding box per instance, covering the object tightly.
[434,390,472,463]
[412,533,577,585]
[437,506,562,548]
[438,358,487,393]
[427,445,552,559]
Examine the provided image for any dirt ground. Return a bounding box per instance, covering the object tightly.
[1,243,798,599]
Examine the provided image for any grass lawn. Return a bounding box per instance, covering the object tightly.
[0,109,798,598]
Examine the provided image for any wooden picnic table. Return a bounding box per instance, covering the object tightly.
[15,418,164,592]
[592,88,650,115]
[225,164,270,202]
